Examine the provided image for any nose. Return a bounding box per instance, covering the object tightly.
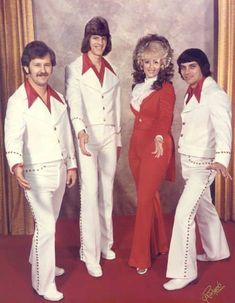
[41,65,46,72]
[183,67,190,74]
[97,37,103,44]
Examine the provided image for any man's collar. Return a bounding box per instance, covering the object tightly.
[82,53,116,75]
[25,79,64,108]
[185,77,205,103]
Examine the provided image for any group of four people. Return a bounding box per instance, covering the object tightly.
[4,16,231,301]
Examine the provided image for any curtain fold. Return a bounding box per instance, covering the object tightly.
[0,0,35,234]
[215,0,235,221]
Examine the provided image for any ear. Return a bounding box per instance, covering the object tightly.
[23,66,29,74]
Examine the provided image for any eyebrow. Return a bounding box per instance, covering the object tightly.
[180,63,198,68]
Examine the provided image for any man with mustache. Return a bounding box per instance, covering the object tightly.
[5,40,77,301]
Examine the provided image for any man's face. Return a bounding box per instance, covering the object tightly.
[24,54,53,88]
[89,35,107,57]
[180,61,203,88]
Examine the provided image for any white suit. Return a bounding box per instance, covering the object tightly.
[65,55,121,265]
[5,82,77,295]
[166,77,231,279]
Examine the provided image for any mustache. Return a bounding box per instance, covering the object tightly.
[37,73,49,77]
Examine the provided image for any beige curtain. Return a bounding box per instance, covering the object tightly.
[215,0,235,221]
[0,0,34,234]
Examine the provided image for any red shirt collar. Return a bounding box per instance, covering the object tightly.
[25,79,64,109]
[82,53,116,85]
[185,77,205,103]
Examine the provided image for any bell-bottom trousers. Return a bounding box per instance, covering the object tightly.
[78,126,117,265]
[166,154,230,279]
[24,160,66,295]
[128,129,173,268]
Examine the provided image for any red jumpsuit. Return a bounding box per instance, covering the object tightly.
[128,81,175,269]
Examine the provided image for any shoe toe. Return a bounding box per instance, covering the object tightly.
[55,266,65,277]
[102,250,116,260]
[136,268,148,275]
[43,284,63,301]
[86,263,103,277]
[163,277,197,290]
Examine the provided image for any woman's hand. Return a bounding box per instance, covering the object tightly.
[152,137,164,158]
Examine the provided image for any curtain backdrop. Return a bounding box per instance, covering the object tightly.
[215,0,235,221]
[0,0,34,234]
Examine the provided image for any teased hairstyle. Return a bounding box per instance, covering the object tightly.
[132,34,174,90]
[21,40,56,74]
[177,48,211,78]
[81,16,112,56]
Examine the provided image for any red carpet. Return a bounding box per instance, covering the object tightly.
[0,214,234,303]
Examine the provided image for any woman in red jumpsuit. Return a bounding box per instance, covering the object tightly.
[128,34,175,274]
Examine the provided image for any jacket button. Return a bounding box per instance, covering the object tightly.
[101,95,104,99]
[103,119,106,122]
[54,127,56,131]
[182,122,185,125]
[139,118,142,122]
[103,106,105,110]
[180,134,183,137]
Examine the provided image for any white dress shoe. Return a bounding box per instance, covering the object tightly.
[163,277,198,290]
[101,250,116,260]
[136,268,148,275]
[43,283,63,301]
[55,266,65,277]
[85,263,103,277]
[197,253,230,262]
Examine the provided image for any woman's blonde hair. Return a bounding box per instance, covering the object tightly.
[133,34,174,90]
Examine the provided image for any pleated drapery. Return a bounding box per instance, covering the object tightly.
[0,0,34,234]
[215,0,235,221]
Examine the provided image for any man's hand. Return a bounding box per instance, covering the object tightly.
[66,169,77,188]
[78,130,91,156]
[206,162,232,180]
[14,165,31,190]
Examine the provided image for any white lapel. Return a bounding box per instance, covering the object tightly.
[102,67,119,93]
[26,98,51,122]
[80,68,101,91]
[182,94,200,113]
[50,96,67,124]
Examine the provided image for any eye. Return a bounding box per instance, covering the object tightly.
[143,60,150,64]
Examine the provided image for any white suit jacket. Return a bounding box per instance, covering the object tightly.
[65,55,121,146]
[5,83,77,171]
[178,77,231,167]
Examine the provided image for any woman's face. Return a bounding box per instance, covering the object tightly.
[142,51,162,79]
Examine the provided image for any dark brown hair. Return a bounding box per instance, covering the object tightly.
[81,16,112,56]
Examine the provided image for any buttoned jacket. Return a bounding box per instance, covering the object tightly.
[178,77,232,167]
[5,83,77,171]
[65,55,121,145]
[131,81,175,137]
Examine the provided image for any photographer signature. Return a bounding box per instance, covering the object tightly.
[202,281,225,303]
